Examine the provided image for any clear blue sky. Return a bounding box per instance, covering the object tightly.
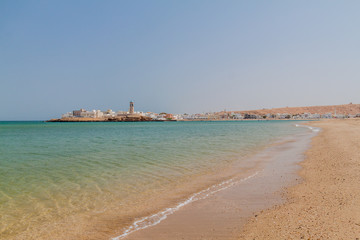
[1,0,360,120]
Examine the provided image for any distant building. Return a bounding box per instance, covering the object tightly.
[164,113,173,119]
[244,113,258,119]
[232,113,243,119]
[103,109,116,117]
[321,113,332,118]
[129,101,134,114]
[73,109,86,117]
[311,113,320,119]
[62,112,73,118]
[70,109,104,118]
[117,111,127,116]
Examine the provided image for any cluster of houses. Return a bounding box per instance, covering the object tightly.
[63,109,133,119]
[61,101,178,121]
[168,112,360,120]
[185,112,360,120]
[62,110,360,121]
[60,102,360,121]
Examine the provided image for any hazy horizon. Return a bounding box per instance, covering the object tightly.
[1,1,360,120]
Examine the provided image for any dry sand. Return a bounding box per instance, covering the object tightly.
[239,119,360,239]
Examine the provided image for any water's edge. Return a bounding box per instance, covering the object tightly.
[0,121,313,239]
[112,124,320,239]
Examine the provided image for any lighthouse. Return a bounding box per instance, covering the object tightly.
[129,101,134,114]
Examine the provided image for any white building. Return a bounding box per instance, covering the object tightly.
[310,113,320,119]
[62,112,73,118]
[78,110,103,118]
[232,113,243,119]
[321,113,332,119]
[103,109,116,117]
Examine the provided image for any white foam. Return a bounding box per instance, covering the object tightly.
[295,124,320,132]
[111,171,260,240]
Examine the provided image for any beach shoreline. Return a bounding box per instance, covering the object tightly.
[2,121,308,240]
[239,119,360,239]
[8,120,357,239]
[119,119,360,240]
[120,125,318,240]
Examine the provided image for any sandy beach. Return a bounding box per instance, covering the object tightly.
[240,119,360,239]
[3,0,360,239]
[5,119,360,239]
[122,124,316,240]
[121,119,360,240]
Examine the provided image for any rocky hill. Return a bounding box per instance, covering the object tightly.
[233,103,360,116]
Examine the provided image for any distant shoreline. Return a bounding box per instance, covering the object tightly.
[46,116,162,122]
[46,118,318,122]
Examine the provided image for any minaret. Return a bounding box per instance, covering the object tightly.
[129,101,134,114]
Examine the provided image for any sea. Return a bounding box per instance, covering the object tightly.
[0,120,311,239]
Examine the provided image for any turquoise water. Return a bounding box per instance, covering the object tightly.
[0,121,306,238]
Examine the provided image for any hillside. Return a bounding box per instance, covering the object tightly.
[233,103,360,116]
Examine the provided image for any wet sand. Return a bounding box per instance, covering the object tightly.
[122,119,360,239]
[240,119,360,239]
[121,129,316,240]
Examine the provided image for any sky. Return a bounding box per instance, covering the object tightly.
[1,0,360,120]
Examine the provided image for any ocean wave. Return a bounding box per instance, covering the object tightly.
[295,124,320,132]
[111,171,260,240]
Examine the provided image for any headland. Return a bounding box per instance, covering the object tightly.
[48,102,360,122]
[47,116,154,122]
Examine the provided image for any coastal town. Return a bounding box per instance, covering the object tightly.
[48,102,360,122]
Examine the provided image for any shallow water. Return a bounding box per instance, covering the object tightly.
[0,121,307,239]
